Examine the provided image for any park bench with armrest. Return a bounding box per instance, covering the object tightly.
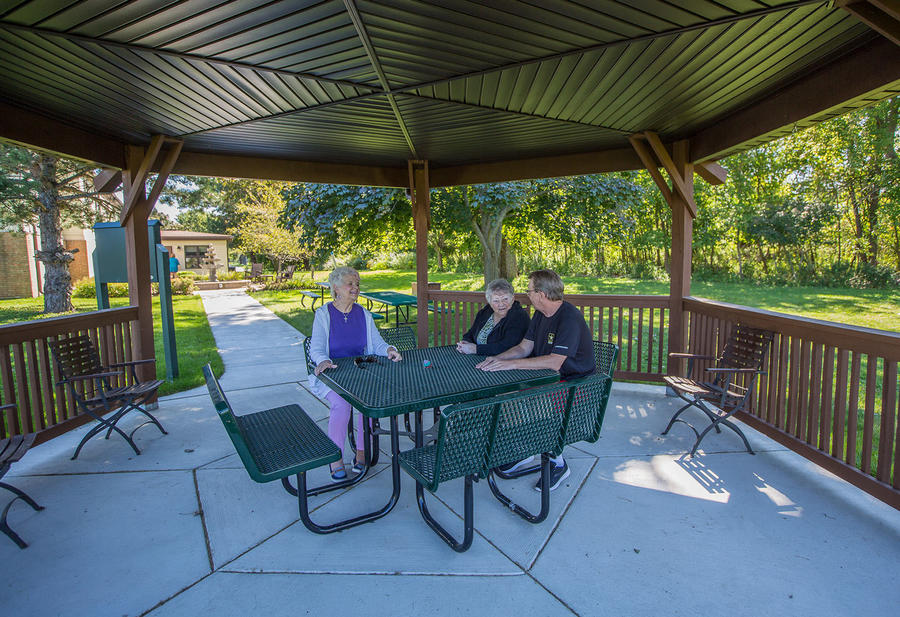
[0,402,44,549]
[398,368,614,552]
[48,334,167,459]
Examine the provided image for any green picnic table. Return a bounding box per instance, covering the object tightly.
[305,345,559,533]
[358,290,417,327]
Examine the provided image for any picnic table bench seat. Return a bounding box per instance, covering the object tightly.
[297,289,322,308]
[204,365,385,534]
[0,411,45,549]
[398,359,616,552]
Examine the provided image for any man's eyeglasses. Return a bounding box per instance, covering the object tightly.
[353,355,378,368]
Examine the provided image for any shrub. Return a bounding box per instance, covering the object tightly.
[176,271,202,281]
[262,279,308,291]
[347,255,368,270]
[170,276,197,295]
[849,263,900,289]
[217,270,247,281]
[72,277,129,298]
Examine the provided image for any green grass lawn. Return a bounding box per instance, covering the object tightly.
[260,269,900,333]
[0,295,222,396]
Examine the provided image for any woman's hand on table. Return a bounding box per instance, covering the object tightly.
[456,340,476,354]
[314,359,336,376]
[386,347,402,362]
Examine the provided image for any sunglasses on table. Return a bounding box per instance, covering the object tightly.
[353,355,379,368]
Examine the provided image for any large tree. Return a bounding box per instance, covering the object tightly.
[0,144,119,312]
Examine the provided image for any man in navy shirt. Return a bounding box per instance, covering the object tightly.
[477,269,595,491]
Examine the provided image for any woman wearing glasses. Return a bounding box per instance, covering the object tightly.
[456,278,529,356]
[309,266,402,480]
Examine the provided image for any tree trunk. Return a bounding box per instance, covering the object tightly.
[34,154,74,313]
[499,236,517,280]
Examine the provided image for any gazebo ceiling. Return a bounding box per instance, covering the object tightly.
[0,0,898,186]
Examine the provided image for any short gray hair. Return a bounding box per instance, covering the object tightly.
[528,269,564,301]
[485,278,515,301]
[329,266,359,288]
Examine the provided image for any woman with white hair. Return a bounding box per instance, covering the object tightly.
[309,266,402,480]
[456,278,529,356]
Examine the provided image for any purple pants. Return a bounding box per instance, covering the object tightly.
[325,390,369,459]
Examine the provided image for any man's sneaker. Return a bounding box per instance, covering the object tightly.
[534,461,570,492]
[496,455,536,474]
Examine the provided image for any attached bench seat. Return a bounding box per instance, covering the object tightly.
[203,365,360,533]
[297,289,322,309]
[398,363,616,552]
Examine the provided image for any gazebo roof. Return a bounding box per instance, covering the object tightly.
[0,1,898,187]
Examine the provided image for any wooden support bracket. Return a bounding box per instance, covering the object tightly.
[695,160,728,185]
[838,0,900,46]
[120,136,183,224]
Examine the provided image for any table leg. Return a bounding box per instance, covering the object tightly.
[297,416,402,534]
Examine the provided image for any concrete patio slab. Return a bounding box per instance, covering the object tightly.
[3,289,896,617]
[530,447,900,617]
[145,572,573,617]
[0,471,209,617]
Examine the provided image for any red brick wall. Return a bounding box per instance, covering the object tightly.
[0,232,36,298]
[66,239,90,282]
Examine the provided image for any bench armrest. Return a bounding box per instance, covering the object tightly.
[57,371,122,387]
[0,403,15,411]
[705,367,766,375]
[108,358,155,368]
[668,352,715,360]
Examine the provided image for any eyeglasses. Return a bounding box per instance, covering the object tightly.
[525,288,537,294]
[353,355,378,368]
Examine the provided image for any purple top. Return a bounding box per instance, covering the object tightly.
[327,303,366,359]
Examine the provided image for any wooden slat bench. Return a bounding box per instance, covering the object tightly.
[1,402,45,549]
[398,369,615,552]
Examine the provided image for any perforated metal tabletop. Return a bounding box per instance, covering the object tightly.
[317,346,559,418]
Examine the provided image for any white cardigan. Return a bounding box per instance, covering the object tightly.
[308,302,394,398]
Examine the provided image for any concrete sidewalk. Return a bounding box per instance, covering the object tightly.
[2,289,898,617]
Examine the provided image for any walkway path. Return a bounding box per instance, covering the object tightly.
[2,289,897,617]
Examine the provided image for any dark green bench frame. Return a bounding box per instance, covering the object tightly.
[398,369,615,552]
[204,364,390,534]
[495,340,619,480]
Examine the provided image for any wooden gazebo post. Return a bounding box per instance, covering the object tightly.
[629,133,725,369]
[409,160,431,348]
[120,137,182,381]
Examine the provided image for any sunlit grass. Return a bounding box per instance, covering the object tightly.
[0,295,222,396]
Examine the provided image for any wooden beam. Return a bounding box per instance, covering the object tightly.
[169,151,407,187]
[869,0,900,20]
[695,160,728,185]
[628,134,672,202]
[429,147,642,187]
[0,101,125,169]
[691,37,900,162]
[93,168,122,193]
[644,131,697,217]
[667,140,694,368]
[838,1,900,46]
[120,135,164,224]
[409,160,431,348]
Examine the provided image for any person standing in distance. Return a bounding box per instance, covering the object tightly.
[476,269,596,492]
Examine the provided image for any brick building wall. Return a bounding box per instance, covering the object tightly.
[66,239,90,282]
[0,232,38,299]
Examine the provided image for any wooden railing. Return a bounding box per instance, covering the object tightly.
[427,290,899,507]
[0,307,139,444]
[428,291,671,381]
[683,297,899,507]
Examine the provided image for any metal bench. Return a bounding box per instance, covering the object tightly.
[398,371,614,552]
[1,403,44,549]
[494,340,619,480]
[297,289,322,309]
[203,364,356,532]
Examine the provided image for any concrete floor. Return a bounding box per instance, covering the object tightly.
[2,289,897,617]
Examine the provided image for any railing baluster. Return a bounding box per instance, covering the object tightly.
[820,345,835,452]
[832,349,849,460]
[877,360,896,483]
[847,352,861,468]
[861,356,877,474]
